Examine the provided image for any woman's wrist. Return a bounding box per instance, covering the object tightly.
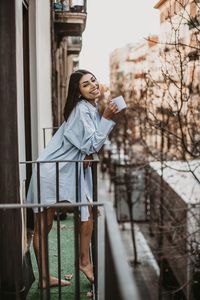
[102,113,111,120]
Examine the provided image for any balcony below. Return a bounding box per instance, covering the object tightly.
[53,3,87,37]
[65,36,82,55]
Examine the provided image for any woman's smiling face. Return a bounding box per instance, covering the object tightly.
[79,73,101,101]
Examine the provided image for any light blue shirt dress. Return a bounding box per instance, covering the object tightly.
[27,99,115,221]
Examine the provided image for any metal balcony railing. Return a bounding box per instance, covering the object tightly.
[0,127,142,299]
[22,157,99,300]
[0,158,141,300]
[0,203,141,300]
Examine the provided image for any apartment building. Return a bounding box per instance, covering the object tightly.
[154,0,200,159]
[52,0,87,127]
[110,0,200,160]
[109,37,161,153]
[110,45,135,99]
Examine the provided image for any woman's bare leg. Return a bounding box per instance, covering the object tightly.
[33,207,70,288]
[79,208,94,283]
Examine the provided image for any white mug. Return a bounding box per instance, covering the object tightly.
[112,95,127,111]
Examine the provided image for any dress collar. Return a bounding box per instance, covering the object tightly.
[81,98,98,112]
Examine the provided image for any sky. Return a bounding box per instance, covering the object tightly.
[79,0,160,85]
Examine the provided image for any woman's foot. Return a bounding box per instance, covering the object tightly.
[39,276,71,289]
[79,264,94,283]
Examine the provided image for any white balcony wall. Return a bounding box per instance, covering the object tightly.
[15,0,26,194]
[29,0,52,158]
[15,0,52,204]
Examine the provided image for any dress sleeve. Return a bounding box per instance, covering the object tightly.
[64,106,115,155]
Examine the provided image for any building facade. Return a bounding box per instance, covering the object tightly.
[110,0,200,161]
[51,0,87,127]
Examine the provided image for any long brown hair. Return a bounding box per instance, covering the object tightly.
[63,69,95,121]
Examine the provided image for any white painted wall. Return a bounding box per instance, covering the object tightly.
[29,0,52,158]
[15,0,52,198]
[29,0,38,160]
[15,1,27,254]
[15,0,26,192]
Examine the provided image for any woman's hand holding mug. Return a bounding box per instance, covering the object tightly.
[102,100,119,120]
[103,96,127,121]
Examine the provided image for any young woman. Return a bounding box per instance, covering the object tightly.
[27,69,119,288]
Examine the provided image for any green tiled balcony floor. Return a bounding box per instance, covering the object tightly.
[27,214,92,300]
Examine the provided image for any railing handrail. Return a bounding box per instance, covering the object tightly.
[42,126,59,130]
[0,202,103,209]
[19,154,99,164]
[104,201,142,300]
[20,159,99,164]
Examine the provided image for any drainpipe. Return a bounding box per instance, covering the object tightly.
[0,1,25,299]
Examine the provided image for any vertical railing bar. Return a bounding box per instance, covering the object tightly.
[104,215,108,300]
[43,128,46,148]
[44,208,51,299]
[56,161,62,299]
[74,161,80,300]
[144,167,148,222]
[37,162,43,300]
[92,161,98,299]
